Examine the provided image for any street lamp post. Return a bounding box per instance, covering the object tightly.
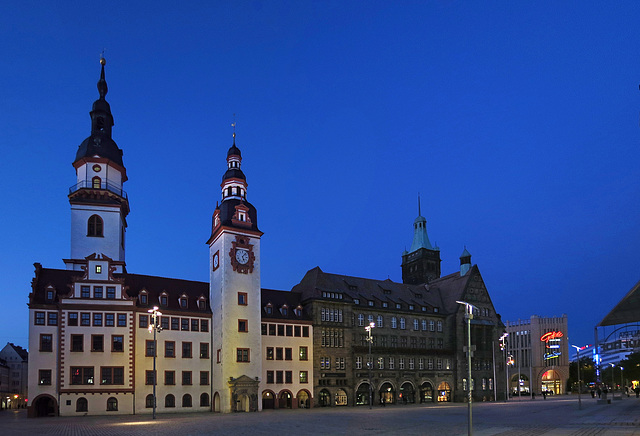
[148,306,163,419]
[457,300,476,436]
[620,366,624,395]
[365,322,375,409]
[609,363,615,395]
[499,333,508,402]
[571,345,582,410]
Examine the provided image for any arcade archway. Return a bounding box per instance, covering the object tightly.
[542,369,562,394]
[420,382,434,403]
[437,382,451,402]
[32,395,57,417]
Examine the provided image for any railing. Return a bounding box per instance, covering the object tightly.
[69,180,128,199]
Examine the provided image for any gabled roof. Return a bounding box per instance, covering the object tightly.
[2,343,28,361]
[291,265,475,316]
[598,278,640,326]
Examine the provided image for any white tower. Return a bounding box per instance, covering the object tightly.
[66,57,128,273]
[207,133,262,412]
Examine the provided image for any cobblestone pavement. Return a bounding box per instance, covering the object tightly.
[2,395,639,435]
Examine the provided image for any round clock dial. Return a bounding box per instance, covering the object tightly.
[235,249,249,265]
[93,164,101,172]
[213,253,219,269]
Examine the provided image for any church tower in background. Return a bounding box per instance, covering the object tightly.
[401,198,441,284]
[66,57,128,273]
[207,132,263,412]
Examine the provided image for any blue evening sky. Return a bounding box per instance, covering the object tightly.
[1,2,639,351]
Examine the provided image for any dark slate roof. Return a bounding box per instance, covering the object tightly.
[598,278,640,326]
[222,168,246,182]
[291,266,472,315]
[7,343,28,360]
[217,198,259,232]
[75,133,124,168]
[261,288,311,321]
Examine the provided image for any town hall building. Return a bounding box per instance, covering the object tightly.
[27,59,505,416]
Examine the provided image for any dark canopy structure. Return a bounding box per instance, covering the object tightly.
[598,278,640,326]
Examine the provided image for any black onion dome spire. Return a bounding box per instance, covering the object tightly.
[222,133,246,183]
[74,56,124,168]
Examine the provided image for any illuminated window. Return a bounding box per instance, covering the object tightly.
[106,397,118,411]
[39,369,52,385]
[92,176,101,189]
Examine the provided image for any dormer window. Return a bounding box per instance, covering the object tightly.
[238,212,246,221]
[179,296,188,309]
[353,299,360,305]
[198,298,206,310]
[382,302,388,308]
[368,301,374,307]
[409,305,414,310]
[433,307,439,313]
[45,286,55,302]
[139,291,148,305]
[265,303,273,315]
[396,303,401,309]
[160,293,168,307]
[95,265,102,274]
[280,306,288,316]
[421,306,427,312]
[294,307,302,317]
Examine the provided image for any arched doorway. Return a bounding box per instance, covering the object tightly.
[213,392,221,412]
[420,382,434,403]
[510,373,530,395]
[32,395,56,417]
[379,382,395,405]
[318,389,330,407]
[237,393,250,412]
[542,370,562,394]
[297,390,310,409]
[278,391,292,409]
[335,389,347,406]
[262,390,275,409]
[437,382,451,402]
[399,382,415,404]
[356,382,371,405]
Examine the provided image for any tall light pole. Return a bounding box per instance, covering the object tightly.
[570,345,582,410]
[609,363,615,394]
[499,333,508,402]
[148,306,163,419]
[620,366,624,394]
[457,300,476,436]
[365,322,375,409]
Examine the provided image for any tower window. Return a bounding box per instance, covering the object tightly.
[92,176,102,189]
[87,215,104,237]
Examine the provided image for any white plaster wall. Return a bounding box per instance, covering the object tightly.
[70,204,124,262]
[28,310,59,407]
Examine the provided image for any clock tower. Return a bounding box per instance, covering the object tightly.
[401,199,441,284]
[207,133,263,412]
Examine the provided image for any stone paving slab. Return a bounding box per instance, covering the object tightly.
[1,395,639,435]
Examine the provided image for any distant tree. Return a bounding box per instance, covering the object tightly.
[568,355,596,391]
[618,352,640,386]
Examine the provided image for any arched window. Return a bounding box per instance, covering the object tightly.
[106,397,118,411]
[145,394,154,408]
[182,394,192,407]
[92,176,102,189]
[76,397,88,412]
[200,393,210,407]
[87,215,103,237]
[165,394,175,408]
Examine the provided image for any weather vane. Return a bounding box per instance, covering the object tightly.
[231,113,236,140]
[100,48,106,65]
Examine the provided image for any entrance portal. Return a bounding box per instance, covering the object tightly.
[32,395,56,417]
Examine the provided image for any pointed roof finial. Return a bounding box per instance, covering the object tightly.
[97,50,108,99]
[418,193,421,217]
[231,113,236,144]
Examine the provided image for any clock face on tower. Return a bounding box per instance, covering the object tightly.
[229,236,255,274]
[212,251,220,271]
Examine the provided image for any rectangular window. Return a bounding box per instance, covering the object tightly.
[276,371,283,384]
[80,312,90,326]
[182,342,192,358]
[294,326,301,337]
[299,346,308,361]
[389,357,395,370]
[146,340,155,357]
[117,314,127,327]
[409,358,415,370]
[39,369,52,385]
[171,317,179,331]
[200,342,209,359]
[286,325,293,336]
[200,319,209,332]
[302,326,309,337]
[71,334,83,352]
[35,311,45,325]
[181,318,189,331]
[236,348,250,362]
[437,338,443,349]
[378,357,384,369]
[68,312,78,326]
[399,358,405,370]
[266,371,274,384]
[268,324,276,336]
[112,335,124,352]
[101,367,124,385]
[161,316,169,330]
[165,370,175,385]
[139,315,149,329]
[95,265,102,274]
[47,312,58,326]
[200,371,209,385]
[266,347,274,360]
[437,321,443,332]
[70,367,94,385]
[428,358,434,370]
[277,325,285,336]
[300,371,309,383]
[93,313,103,327]
[40,334,53,352]
[191,319,199,331]
[165,341,175,358]
[182,371,192,385]
[419,358,424,370]
[105,313,114,326]
[261,323,267,335]
[145,370,156,385]
[238,292,247,305]
[356,356,362,369]
[276,347,283,360]
[238,319,248,332]
[106,287,115,299]
[285,347,292,361]
[285,371,292,384]
[81,286,90,298]
[94,286,103,299]
[91,334,104,352]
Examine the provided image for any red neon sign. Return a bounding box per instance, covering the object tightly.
[540,331,563,343]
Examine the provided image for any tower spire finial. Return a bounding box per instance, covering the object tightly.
[418,193,421,217]
[231,114,236,145]
[97,51,108,99]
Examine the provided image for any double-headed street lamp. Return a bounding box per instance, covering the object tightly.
[570,345,582,410]
[148,306,163,419]
[499,333,508,402]
[457,300,477,436]
[365,322,375,409]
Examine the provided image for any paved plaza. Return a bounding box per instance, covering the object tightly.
[1,395,639,435]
